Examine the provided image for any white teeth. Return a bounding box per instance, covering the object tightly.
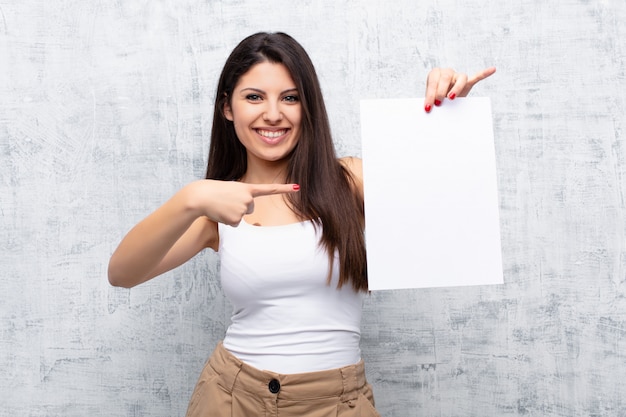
[257,129,286,138]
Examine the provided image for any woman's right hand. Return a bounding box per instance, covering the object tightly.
[187,180,300,227]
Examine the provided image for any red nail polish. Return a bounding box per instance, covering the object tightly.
[293,184,300,191]
[425,104,432,113]
[434,99,442,106]
[448,92,456,100]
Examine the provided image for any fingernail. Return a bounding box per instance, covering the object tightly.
[424,104,432,113]
[434,99,442,106]
[448,92,456,100]
[293,184,300,191]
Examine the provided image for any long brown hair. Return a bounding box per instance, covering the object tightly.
[206,32,368,292]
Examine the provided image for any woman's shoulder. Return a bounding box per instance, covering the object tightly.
[338,156,363,198]
[339,156,363,180]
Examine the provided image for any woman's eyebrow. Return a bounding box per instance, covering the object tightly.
[239,87,264,94]
[239,87,299,95]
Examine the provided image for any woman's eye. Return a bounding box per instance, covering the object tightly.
[246,94,262,101]
[283,95,299,103]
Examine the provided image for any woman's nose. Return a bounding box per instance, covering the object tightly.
[263,103,283,123]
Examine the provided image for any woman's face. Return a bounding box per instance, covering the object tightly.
[224,62,302,169]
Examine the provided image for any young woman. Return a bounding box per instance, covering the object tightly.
[108,32,495,417]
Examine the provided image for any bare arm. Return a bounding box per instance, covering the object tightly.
[108,179,300,288]
[108,182,217,288]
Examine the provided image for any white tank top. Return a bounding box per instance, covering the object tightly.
[218,219,363,374]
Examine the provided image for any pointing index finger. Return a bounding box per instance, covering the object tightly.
[468,66,497,87]
[250,183,301,198]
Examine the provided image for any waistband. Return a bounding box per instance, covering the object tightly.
[208,342,367,402]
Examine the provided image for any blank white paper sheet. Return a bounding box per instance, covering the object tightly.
[360,97,503,290]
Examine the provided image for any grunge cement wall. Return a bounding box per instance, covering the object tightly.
[1,0,625,415]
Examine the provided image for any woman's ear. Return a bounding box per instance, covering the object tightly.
[223,95,233,121]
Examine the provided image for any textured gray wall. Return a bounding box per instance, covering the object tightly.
[1,0,625,416]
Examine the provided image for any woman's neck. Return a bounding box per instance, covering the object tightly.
[241,159,289,184]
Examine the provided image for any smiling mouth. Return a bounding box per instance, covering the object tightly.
[256,128,288,139]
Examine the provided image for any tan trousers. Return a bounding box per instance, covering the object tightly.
[185,342,381,417]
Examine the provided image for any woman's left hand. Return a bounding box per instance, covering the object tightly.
[424,66,496,112]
